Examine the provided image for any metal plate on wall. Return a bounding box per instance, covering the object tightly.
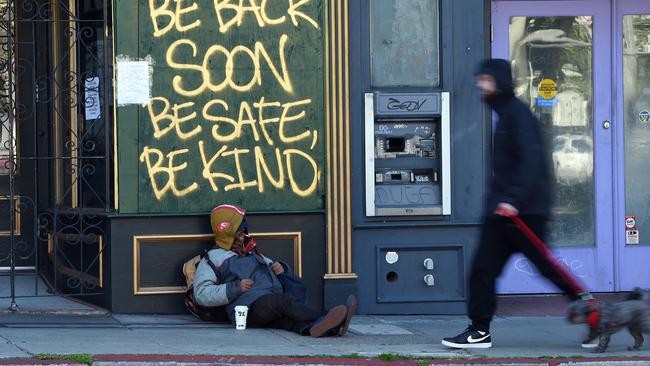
[376,245,464,303]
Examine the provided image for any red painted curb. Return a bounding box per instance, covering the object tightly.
[93,354,417,365]
[92,354,650,365]
[4,355,650,365]
[0,360,83,365]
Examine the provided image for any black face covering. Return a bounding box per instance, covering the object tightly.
[482,92,510,108]
[232,232,257,256]
[475,59,515,108]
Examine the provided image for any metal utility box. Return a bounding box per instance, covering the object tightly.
[365,92,451,216]
[376,245,464,303]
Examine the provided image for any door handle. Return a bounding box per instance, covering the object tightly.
[603,120,611,129]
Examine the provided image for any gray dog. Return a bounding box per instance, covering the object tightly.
[567,289,650,353]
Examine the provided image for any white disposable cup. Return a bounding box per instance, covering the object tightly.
[234,305,248,330]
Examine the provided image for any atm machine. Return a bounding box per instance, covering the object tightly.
[365,92,451,217]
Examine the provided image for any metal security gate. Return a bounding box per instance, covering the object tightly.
[0,0,112,310]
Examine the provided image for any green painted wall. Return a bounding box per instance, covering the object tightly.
[116,0,325,213]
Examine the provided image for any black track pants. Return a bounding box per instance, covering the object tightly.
[247,293,321,335]
[468,215,582,331]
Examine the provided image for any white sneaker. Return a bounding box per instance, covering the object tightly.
[581,336,599,349]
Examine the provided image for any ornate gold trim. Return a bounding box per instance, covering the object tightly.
[99,235,104,288]
[253,231,303,277]
[324,273,357,280]
[52,0,62,203]
[69,0,78,209]
[325,0,355,279]
[111,0,118,210]
[133,232,303,296]
[343,0,352,274]
[332,0,340,275]
[0,195,20,236]
[324,0,332,275]
[51,0,80,207]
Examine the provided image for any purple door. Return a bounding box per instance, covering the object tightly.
[492,0,616,293]
[493,0,650,294]
[614,0,650,291]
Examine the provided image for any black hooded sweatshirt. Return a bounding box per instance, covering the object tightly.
[477,59,552,217]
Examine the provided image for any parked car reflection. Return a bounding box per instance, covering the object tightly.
[552,134,593,186]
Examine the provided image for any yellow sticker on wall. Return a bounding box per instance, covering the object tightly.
[538,79,558,100]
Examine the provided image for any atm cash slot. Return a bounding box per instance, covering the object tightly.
[374,158,436,170]
[375,169,438,185]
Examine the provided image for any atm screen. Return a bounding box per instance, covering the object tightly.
[385,138,405,152]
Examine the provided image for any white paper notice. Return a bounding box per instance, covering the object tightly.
[117,61,151,105]
[84,77,101,120]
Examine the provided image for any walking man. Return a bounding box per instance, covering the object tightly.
[441,59,593,349]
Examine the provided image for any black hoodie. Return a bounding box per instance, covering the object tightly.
[476,59,552,217]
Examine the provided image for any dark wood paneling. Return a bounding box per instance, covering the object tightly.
[110,213,324,313]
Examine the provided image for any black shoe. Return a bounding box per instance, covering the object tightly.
[441,326,492,349]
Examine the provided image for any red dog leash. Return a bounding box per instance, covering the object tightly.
[507,214,587,295]
[505,214,600,329]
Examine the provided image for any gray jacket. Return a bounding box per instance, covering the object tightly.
[192,248,283,322]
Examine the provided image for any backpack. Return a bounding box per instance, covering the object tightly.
[182,250,229,322]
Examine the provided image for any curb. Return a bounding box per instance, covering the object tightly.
[3,356,650,366]
[0,309,109,316]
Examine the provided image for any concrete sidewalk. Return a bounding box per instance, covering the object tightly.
[2,312,650,365]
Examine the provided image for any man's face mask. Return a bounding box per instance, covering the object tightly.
[233,219,256,254]
[239,231,257,254]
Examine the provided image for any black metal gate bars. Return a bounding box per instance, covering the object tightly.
[0,0,112,309]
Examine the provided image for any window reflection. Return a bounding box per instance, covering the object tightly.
[623,15,650,244]
[370,0,439,87]
[510,16,594,246]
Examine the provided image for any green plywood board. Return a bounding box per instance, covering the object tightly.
[115,0,140,213]
[115,0,325,213]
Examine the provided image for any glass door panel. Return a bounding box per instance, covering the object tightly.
[617,0,650,291]
[510,16,595,247]
[493,0,614,293]
[623,15,650,239]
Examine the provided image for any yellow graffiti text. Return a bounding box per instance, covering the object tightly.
[149,0,201,37]
[198,142,233,192]
[166,34,292,96]
[146,97,202,140]
[212,0,318,33]
[287,0,319,29]
[279,98,312,143]
[254,146,284,193]
[201,97,313,145]
[197,142,318,196]
[139,146,199,199]
[284,148,318,197]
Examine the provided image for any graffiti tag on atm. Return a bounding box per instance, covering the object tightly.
[375,185,440,206]
[386,97,428,112]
